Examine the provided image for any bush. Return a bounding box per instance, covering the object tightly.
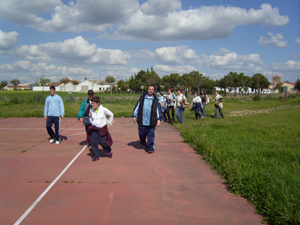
[253,95,261,101]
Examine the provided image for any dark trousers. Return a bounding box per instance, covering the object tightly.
[214,105,224,118]
[195,104,201,119]
[138,125,156,151]
[46,116,60,141]
[91,131,111,158]
[166,105,175,121]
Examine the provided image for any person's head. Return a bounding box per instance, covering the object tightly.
[147,85,155,96]
[87,90,94,100]
[50,86,56,96]
[177,88,181,95]
[201,89,205,94]
[157,92,161,96]
[194,91,198,97]
[91,96,100,109]
[163,95,167,99]
[167,88,172,94]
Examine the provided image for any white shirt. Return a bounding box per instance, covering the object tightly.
[89,105,114,128]
[193,96,202,103]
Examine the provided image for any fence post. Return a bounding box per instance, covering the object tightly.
[284,91,287,103]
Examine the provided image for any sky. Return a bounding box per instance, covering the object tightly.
[0,0,299,84]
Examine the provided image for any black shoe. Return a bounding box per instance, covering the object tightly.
[92,157,99,161]
[147,150,154,154]
[107,152,113,158]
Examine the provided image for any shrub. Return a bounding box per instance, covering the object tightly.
[253,95,261,101]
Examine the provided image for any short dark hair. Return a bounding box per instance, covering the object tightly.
[50,86,55,90]
[91,96,100,104]
[194,91,198,95]
[148,85,155,89]
[177,88,181,92]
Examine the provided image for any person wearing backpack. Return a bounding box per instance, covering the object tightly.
[213,90,224,118]
[77,90,94,148]
[166,88,176,123]
[175,88,187,123]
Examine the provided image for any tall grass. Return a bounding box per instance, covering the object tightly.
[173,96,300,225]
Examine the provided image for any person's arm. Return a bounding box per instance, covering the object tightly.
[104,107,114,126]
[190,98,194,108]
[43,97,48,121]
[77,100,86,120]
[132,101,140,123]
[156,106,162,127]
[59,96,65,119]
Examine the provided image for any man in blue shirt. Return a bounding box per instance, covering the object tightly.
[44,86,65,144]
[132,85,162,154]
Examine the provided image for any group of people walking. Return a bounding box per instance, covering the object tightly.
[43,85,224,161]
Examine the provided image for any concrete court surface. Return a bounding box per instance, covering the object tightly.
[0,117,263,225]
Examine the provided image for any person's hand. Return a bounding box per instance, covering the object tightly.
[156,120,161,127]
[132,117,137,123]
[44,116,47,121]
[79,117,83,122]
[61,115,64,119]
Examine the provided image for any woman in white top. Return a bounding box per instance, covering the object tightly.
[189,91,203,120]
[175,88,187,123]
[88,96,114,161]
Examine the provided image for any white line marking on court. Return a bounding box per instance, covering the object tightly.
[14,146,87,225]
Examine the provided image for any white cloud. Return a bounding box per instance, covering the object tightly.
[130,49,155,60]
[0,1,289,42]
[141,0,181,16]
[258,32,288,48]
[0,60,96,82]
[99,65,140,79]
[0,30,19,51]
[271,60,300,71]
[110,3,289,41]
[295,37,300,46]
[154,65,196,74]
[155,46,199,65]
[11,36,131,65]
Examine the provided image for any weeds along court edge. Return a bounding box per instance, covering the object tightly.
[173,95,300,225]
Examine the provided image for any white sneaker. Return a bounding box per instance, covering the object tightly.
[49,139,55,143]
[55,140,60,145]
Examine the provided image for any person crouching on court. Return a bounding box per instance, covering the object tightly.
[86,96,113,161]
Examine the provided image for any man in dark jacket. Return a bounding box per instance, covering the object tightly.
[132,85,162,154]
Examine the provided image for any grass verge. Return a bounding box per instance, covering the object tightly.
[173,97,300,225]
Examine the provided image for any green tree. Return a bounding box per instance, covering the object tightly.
[72,80,79,92]
[10,79,20,90]
[237,73,252,96]
[0,81,8,89]
[218,75,231,96]
[189,71,205,94]
[179,73,193,97]
[60,77,70,92]
[294,79,300,92]
[251,73,270,95]
[228,72,240,96]
[105,76,116,85]
[40,75,51,95]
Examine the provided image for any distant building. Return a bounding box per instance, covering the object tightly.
[282,82,296,93]
[3,83,31,91]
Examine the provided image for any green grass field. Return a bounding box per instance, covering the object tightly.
[1,90,299,224]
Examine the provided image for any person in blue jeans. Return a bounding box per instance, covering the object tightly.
[189,91,203,120]
[44,86,65,144]
[213,90,224,118]
[200,89,209,117]
[175,88,187,123]
[132,85,162,154]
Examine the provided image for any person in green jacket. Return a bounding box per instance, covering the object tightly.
[77,90,94,148]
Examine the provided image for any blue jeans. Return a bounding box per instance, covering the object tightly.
[194,103,201,119]
[138,125,156,151]
[176,106,185,123]
[202,102,206,117]
[214,105,224,118]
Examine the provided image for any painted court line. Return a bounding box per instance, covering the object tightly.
[14,145,87,225]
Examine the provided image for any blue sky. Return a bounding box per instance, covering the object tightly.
[0,0,299,84]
